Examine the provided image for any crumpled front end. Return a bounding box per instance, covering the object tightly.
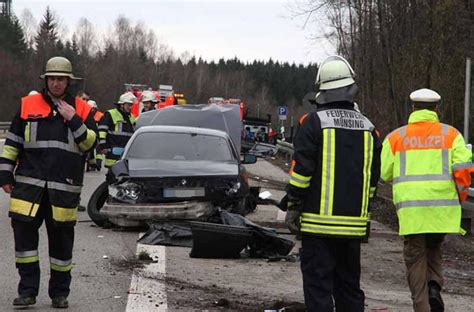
[102,174,247,223]
[101,200,216,221]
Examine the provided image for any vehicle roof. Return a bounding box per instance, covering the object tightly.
[136,103,242,152]
[135,125,231,138]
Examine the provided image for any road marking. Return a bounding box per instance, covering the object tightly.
[126,234,167,311]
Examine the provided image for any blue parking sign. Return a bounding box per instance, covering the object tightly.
[278,106,288,120]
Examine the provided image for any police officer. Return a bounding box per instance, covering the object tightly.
[284,56,381,311]
[98,92,136,168]
[381,89,473,312]
[0,56,97,308]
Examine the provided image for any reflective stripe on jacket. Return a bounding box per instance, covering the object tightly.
[288,102,382,238]
[381,109,473,235]
[0,92,97,225]
[98,108,135,168]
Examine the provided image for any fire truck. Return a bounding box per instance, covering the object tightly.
[207,97,276,145]
[128,84,187,118]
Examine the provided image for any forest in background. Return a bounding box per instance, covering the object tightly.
[1,1,474,139]
[298,0,473,136]
[0,6,317,126]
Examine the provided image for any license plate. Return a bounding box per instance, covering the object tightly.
[163,188,205,198]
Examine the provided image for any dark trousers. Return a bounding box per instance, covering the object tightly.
[11,191,74,298]
[301,235,365,312]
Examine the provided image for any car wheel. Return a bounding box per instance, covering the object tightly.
[87,181,109,227]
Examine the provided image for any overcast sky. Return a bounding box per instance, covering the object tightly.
[12,0,335,65]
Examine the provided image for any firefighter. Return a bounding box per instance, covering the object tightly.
[0,56,97,308]
[380,88,473,312]
[98,92,136,168]
[284,55,381,312]
[87,100,103,123]
[77,90,90,102]
[88,100,104,170]
[141,90,157,113]
[85,100,104,171]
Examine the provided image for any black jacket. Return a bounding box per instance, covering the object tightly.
[0,90,98,225]
[288,102,381,238]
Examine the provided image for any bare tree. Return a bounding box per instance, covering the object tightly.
[75,18,97,57]
[19,8,37,49]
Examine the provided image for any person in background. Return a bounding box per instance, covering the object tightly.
[141,90,157,113]
[97,92,136,168]
[85,100,104,172]
[77,90,90,102]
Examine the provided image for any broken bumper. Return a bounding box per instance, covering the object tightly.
[100,201,216,221]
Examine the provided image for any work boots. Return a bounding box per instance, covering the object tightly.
[12,295,36,307]
[428,281,444,312]
[52,296,69,309]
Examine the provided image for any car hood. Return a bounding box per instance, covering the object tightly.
[126,158,239,178]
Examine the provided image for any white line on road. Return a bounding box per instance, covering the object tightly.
[126,234,167,311]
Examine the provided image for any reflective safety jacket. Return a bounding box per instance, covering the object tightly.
[93,110,104,123]
[0,92,97,225]
[288,102,381,238]
[98,108,135,168]
[381,110,473,236]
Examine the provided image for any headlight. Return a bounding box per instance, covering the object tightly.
[109,182,142,203]
[226,181,241,195]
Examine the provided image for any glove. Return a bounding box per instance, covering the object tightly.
[285,209,301,234]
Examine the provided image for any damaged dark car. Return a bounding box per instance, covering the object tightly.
[87,104,259,227]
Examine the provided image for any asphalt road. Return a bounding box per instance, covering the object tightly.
[0,139,472,311]
[0,170,138,311]
[0,138,303,311]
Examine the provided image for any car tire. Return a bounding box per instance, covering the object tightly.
[87,181,109,227]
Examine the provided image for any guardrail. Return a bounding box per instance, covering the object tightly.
[276,140,294,161]
[0,122,10,138]
[275,138,473,218]
[0,122,10,131]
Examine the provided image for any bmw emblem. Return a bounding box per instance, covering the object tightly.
[181,179,187,186]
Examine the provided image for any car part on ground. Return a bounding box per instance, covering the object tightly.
[138,221,193,247]
[190,222,253,258]
[138,209,295,259]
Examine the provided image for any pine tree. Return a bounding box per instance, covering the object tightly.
[71,34,80,56]
[0,15,27,57]
[34,6,59,63]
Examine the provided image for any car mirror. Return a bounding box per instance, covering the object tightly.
[241,153,257,164]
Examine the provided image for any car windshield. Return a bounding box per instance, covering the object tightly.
[126,132,234,161]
